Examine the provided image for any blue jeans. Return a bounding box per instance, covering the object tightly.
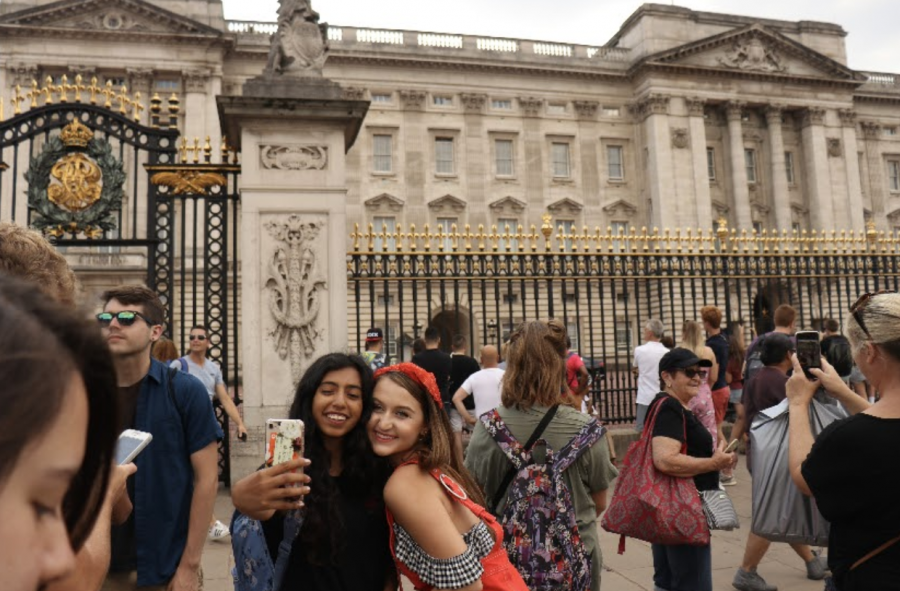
[651,543,712,591]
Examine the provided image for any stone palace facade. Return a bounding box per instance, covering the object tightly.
[3,0,900,240]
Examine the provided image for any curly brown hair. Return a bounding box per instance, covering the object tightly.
[0,222,78,306]
[501,319,567,410]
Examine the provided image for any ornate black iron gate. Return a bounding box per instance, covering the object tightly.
[0,78,241,482]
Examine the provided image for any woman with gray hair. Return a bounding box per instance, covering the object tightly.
[786,291,899,591]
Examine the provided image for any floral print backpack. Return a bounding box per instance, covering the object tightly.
[481,409,605,591]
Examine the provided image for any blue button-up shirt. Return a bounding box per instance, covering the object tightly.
[115,358,220,586]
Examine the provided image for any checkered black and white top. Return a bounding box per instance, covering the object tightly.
[393,520,494,589]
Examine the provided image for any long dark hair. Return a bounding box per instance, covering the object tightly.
[0,273,119,550]
[288,353,389,565]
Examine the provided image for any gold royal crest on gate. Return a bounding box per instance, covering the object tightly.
[27,119,125,238]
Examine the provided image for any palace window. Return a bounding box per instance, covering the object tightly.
[611,221,628,253]
[498,217,519,251]
[437,217,457,251]
[615,323,633,351]
[567,320,580,352]
[785,151,796,184]
[607,145,624,180]
[745,148,757,183]
[792,222,802,234]
[884,127,898,136]
[558,219,576,251]
[602,106,621,118]
[371,93,393,103]
[433,95,453,107]
[373,134,393,173]
[495,139,514,177]
[154,79,180,91]
[491,99,513,110]
[372,216,396,251]
[435,138,455,174]
[706,148,716,181]
[551,142,571,178]
[889,160,900,192]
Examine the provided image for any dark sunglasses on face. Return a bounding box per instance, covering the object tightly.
[189,335,207,341]
[96,310,154,327]
[679,367,705,379]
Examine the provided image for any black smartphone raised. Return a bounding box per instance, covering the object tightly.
[795,331,822,380]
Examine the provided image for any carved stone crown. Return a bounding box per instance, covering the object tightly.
[59,120,93,148]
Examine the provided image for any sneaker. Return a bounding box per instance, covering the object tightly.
[208,520,230,541]
[733,568,777,591]
[806,555,828,580]
[720,474,737,487]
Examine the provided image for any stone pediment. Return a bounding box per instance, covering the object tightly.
[364,193,405,213]
[637,24,865,83]
[488,196,526,216]
[601,199,638,218]
[427,194,467,214]
[0,0,222,37]
[547,198,583,217]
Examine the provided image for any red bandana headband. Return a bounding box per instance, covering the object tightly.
[374,362,443,409]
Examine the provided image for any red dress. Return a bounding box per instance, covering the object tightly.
[386,461,528,591]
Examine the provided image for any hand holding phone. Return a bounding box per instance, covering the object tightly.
[115,429,153,465]
[795,331,822,380]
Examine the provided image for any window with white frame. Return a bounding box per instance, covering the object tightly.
[373,134,393,173]
[372,216,396,251]
[551,142,571,178]
[745,148,757,183]
[607,145,624,180]
[889,160,900,192]
[386,325,398,357]
[885,127,898,136]
[154,79,180,92]
[785,151,796,184]
[491,99,513,110]
[437,217,457,251]
[615,322,633,351]
[435,138,455,174]
[433,95,453,107]
[753,221,763,235]
[371,93,392,103]
[611,221,628,253]
[792,222,802,234]
[566,320,580,352]
[706,147,716,181]
[498,218,519,251]
[558,219,576,252]
[602,106,621,118]
[495,139,514,177]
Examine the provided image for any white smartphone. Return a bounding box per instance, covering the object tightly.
[115,429,153,465]
[265,419,305,470]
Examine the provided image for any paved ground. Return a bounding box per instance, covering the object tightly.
[201,457,828,591]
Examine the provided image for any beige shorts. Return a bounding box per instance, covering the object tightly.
[102,568,203,591]
[446,408,464,433]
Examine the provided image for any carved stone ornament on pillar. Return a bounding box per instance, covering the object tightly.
[518,97,543,117]
[802,107,827,127]
[632,94,670,121]
[460,93,487,113]
[685,97,706,117]
[265,214,328,385]
[399,89,427,110]
[671,128,689,149]
[260,145,328,170]
[717,35,787,73]
[183,69,211,93]
[264,0,329,77]
[573,101,599,119]
[827,138,843,158]
[838,109,858,128]
[9,64,39,87]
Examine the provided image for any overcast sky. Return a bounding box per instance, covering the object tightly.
[222,0,899,73]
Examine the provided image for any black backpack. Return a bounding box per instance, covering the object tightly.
[823,335,853,378]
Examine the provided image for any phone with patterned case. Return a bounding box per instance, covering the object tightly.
[265,419,305,483]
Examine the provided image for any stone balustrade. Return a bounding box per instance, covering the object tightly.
[226,20,631,64]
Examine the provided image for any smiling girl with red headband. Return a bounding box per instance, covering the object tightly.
[369,363,528,591]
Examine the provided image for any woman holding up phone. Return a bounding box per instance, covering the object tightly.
[0,274,119,591]
[368,363,529,591]
[231,353,394,591]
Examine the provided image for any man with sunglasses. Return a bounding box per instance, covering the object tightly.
[99,286,220,591]
[173,325,247,542]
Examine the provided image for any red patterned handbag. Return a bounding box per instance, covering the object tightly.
[601,396,710,552]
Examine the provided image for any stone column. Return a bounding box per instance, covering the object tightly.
[861,121,885,229]
[639,94,673,229]
[461,93,487,225]
[182,69,210,142]
[765,104,792,230]
[839,109,866,230]
[686,97,712,230]
[218,81,368,483]
[801,107,835,230]
[126,68,154,125]
[574,101,601,228]
[725,101,752,230]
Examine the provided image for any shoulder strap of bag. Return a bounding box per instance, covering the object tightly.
[179,357,189,372]
[272,509,305,589]
[851,533,900,571]
[554,419,606,473]
[490,404,560,512]
[166,367,189,442]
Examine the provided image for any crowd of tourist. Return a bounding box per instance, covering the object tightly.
[1,218,897,591]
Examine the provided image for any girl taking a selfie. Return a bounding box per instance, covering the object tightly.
[231,353,394,591]
[368,362,528,591]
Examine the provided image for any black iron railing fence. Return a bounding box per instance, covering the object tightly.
[348,215,900,424]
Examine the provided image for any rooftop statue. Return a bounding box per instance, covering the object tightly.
[265,0,329,77]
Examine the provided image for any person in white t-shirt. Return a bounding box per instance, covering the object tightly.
[452,345,504,424]
[632,319,669,432]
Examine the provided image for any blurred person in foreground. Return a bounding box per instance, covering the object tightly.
[788,292,900,591]
[0,274,119,591]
